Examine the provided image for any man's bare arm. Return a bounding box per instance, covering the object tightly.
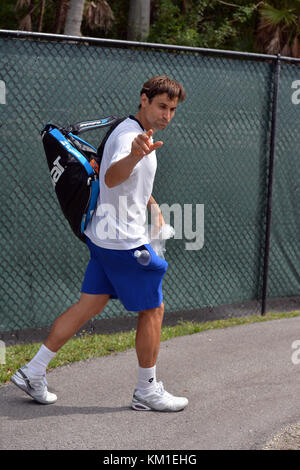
[148,194,165,235]
[105,129,163,188]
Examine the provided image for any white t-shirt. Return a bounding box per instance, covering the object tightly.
[84,116,157,249]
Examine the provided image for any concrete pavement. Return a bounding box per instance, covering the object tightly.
[0,316,300,450]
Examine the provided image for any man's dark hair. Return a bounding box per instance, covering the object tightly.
[140,76,186,106]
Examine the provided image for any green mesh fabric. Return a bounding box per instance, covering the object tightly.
[0,35,299,338]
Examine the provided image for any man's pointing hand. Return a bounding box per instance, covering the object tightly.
[130,129,163,161]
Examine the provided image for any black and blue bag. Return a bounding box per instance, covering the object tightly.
[41,116,125,242]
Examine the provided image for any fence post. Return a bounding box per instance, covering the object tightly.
[261,54,281,316]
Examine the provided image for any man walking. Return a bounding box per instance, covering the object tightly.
[11,76,188,412]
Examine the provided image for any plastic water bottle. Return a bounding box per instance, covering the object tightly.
[134,249,151,266]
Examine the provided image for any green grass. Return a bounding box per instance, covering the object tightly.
[1,310,300,386]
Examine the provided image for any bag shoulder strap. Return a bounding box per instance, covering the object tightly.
[41,116,119,137]
[97,117,127,163]
[66,116,119,135]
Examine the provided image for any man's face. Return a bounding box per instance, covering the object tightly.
[140,92,178,131]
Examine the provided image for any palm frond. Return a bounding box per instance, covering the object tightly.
[291,36,300,56]
[15,0,31,10]
[265,26,281,53]
[18,13,32,31]
[259,4,297,27]
[85,0,115,32]
[281,42,291,56]
[256,3,300,57]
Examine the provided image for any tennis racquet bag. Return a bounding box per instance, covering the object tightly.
[41,116,124,242]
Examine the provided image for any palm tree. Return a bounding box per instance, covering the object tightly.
[16,0,115,36]
[127,0,150,41]
[64,0,85,35]
[55,0,69,34]
[64,0,115,35]
[37,0,46,31]
[256,1,300,57]
[16,0,36,31]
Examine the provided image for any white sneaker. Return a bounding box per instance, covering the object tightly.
[131,381,188,412]
[10,365,57,405]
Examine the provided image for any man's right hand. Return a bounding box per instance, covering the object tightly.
[105,130,163,188]
[130,129,163,161]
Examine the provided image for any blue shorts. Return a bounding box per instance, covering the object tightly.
[81,238,168,311]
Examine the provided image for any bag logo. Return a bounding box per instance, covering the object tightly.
[50,156,65,187]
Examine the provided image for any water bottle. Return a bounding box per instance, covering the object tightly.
[134,249,151,266]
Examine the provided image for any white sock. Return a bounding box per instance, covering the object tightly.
[26,344,56,376]
[137,365,157,393]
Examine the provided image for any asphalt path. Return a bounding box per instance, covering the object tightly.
[0,317,300,450]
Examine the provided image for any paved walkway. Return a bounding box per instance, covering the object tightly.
[0,317,300,450]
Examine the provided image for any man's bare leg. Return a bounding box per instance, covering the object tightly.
[135,302,164,368]
[45,293,110,352]
[10,293,110,404]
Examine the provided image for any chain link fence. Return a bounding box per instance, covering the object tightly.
[0,31,299,344]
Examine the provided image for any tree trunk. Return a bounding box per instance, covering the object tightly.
[55,0,69,34]
[127,0,150,41]
[64,0,85,36]
[37,0,46,32]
